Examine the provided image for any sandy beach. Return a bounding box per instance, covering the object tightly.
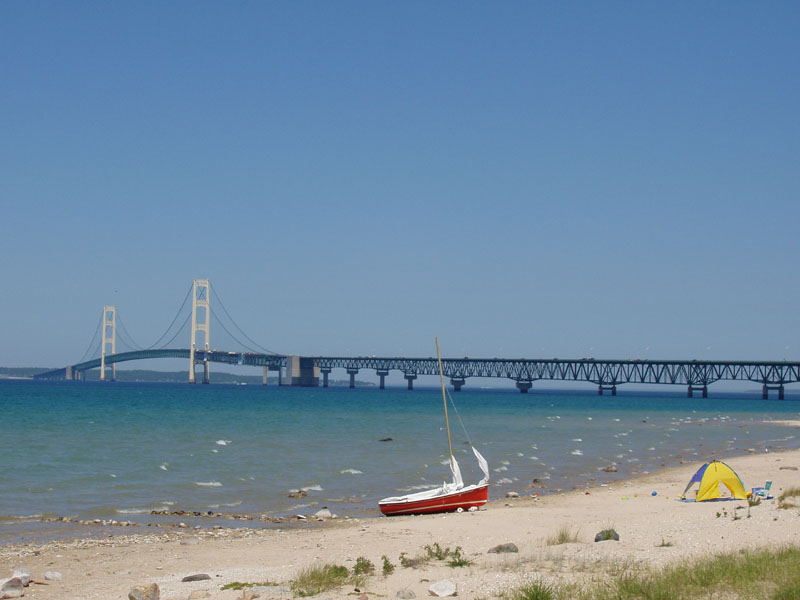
[2,448,800,600]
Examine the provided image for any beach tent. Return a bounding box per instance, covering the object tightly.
[680,460,748,502]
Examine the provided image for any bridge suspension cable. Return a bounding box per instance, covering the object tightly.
[116,311,144,351]
[210,285,277,355]
[78,310,104,363]
[147,283,193,349]
[159,312,192,349]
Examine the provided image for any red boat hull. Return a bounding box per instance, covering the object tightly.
[379,484,489,516]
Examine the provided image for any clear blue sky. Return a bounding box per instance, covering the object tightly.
[2,2,799,368]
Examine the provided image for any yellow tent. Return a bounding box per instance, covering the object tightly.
[680,460,747,502]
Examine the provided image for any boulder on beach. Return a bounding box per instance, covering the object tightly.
[128,583,159,600]
[428,579,456,597]
[0,578,25,599]
[182,574,211,582]
[488,543,519,554]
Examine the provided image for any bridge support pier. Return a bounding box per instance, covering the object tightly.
[263,366,269,386]
[688,385,707,398]
[202,360,210,384]
[450,378,465,392]
[516,380,533,393]
[404,373,417,390]
[347,368,358,389]
[598,385,616,396]
[763,384,785,400]
[65,365,73,381]
[377,369,389,390]
[321,368,331,388]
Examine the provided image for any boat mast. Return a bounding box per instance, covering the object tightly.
[435,338,455,466]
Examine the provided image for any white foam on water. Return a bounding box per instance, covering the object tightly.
[216,440,231,445]
[571,438,582,442]
[529,456,538,460]
[116,507,152,514]
[211,449,219,453]
[302,484,323,492]
[221,500,242,507]
[496,477,513,484]
[501,460,510,465]
[195,481,222,487]
[571,449,583,456]
[340,468,363,474]
[109,474,116,478]
[494,466,508,472]
[159,463,168,470]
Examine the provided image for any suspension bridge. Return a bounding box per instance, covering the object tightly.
[33,279,800,398]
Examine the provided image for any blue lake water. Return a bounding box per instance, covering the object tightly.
[1,379,799,541]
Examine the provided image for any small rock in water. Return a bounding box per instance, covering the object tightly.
[488,543,519,554]
[314,508,332,519]
[288,490,307,498]
[601,465,618,473]
[379,438,393,442]
[428,579,457,597]
[0,578,25,599]
[182,574,212,582]
[44,571,63,581]
[128,583,160,600]
[397,590,416,599]
[505,491,520,499]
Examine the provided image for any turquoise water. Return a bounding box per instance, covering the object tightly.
[1,380,799,541]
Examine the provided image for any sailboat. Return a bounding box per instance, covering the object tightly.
[378,339,490,516]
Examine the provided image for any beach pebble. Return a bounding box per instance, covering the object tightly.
[0,578,24,599]
[488,543,519,554]
[180,536,200,545]
[10,569,30,587]
[314,508,332,519]
[181,574,211,582]
[428,579,457,597]
[397,590,416,599]
[505,491,519,499]
[128,582,160,600]
[43,571,62,581]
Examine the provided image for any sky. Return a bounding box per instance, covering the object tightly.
[2,2,799,371]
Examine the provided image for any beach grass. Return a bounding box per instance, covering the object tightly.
[778,486,800,509]
[546,525,581,546]
[504,545,800,600]
[290,563,350,597]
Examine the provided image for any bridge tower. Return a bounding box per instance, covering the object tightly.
[188,279,211,384]
[100,305,116,381]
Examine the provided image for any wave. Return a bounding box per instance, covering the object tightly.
[195,481,222,487]
[301,484,323,492]
[216,440,231,446]
[571,449,584,456]
[340,469,363,475]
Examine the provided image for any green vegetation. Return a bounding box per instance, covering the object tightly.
[290,564,350,597]
[656,538,674,547]
[353,556,375,576]
[546,525,581,546]
[220,581,277,590]
[503,580,557,600]
[381,555,396,576]
[398,543,472,569]
[503,545,800,600]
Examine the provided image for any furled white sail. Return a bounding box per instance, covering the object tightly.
[444,455,464,493]
[473,446,490,485]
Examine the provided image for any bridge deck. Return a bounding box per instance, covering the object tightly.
[33,350,800,394]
